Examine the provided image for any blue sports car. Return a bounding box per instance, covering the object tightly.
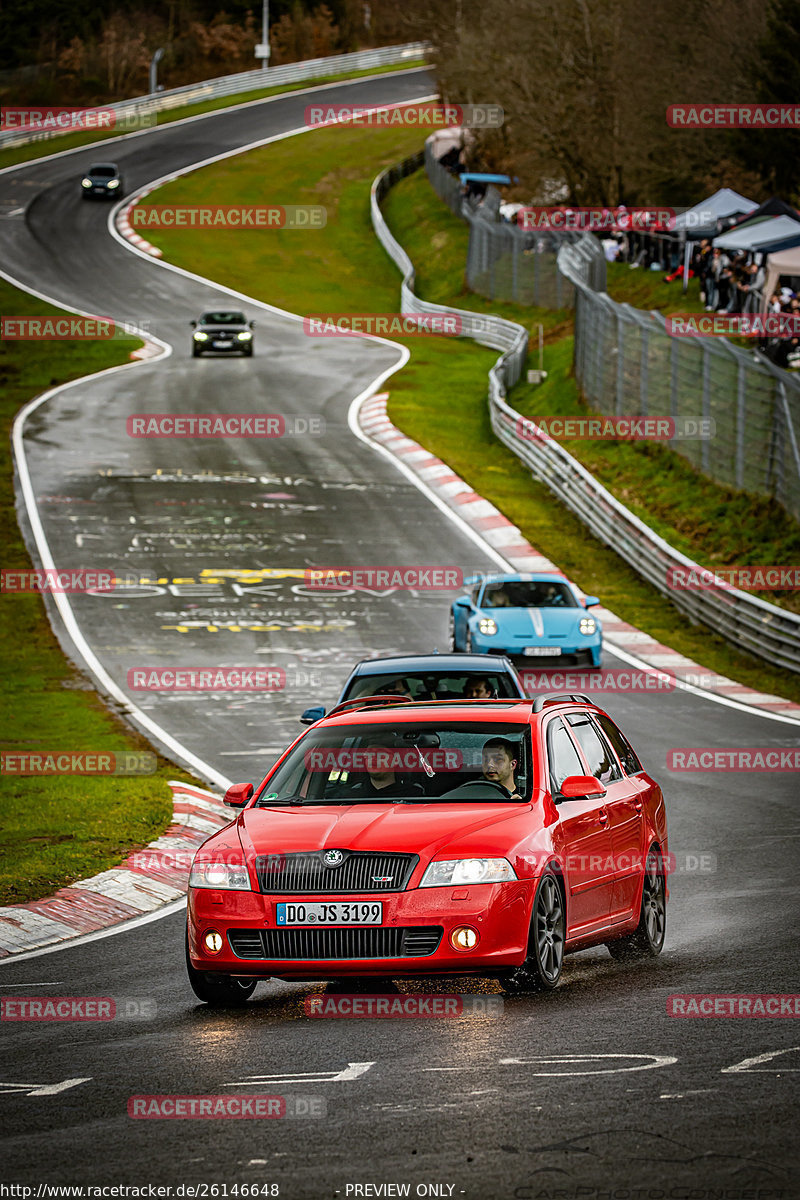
[449,572,602,667]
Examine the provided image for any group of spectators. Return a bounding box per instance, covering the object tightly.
[693,241,766,313]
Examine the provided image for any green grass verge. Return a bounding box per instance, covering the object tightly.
[0,60,427,173]
[129,119,799,704]
[0,279,202,905]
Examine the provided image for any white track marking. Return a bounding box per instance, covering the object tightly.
[722,1047,800,1073]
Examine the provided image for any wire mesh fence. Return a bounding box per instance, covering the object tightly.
[559,242,800,522]
[424,143,607,308]
[425,141,800,522]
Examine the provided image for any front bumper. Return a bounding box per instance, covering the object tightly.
[187,881,532,979]
[472,632,603,664]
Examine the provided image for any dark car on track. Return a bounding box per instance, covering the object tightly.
[299,652,528,724]
[186,692,668,1005]
[191,311,255,357]
[80,162,124,199]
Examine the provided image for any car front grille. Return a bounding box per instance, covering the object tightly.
[255,851,417,894]
[228,926,443,960]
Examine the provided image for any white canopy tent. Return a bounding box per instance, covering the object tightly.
[673,187,756,236]
[762,245,800,311]
[677,188,757,290]
[713,215,800,253]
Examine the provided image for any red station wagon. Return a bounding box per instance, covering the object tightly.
[186,693,668,1005]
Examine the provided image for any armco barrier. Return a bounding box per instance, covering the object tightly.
[0,42,429,151]
[372,155,800,674]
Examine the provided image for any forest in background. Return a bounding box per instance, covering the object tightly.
[1,0,798,206]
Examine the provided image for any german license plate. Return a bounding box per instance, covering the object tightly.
[276,901,383,926]
[524,646,562,656]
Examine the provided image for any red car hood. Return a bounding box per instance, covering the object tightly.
[236,801,531,862]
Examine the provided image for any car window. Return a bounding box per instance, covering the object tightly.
[200,312,246,325]
[565,713,621,783]
[594,713,644,775]
[482,581,579,609]
[344,671,521,701]
[255,721,532,804]
[90,165,116,176]
[546,718,585,793]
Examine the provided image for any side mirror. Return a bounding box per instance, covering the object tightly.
[223,782,254,807]
[190,320,197,328]
[559,775,606,799]
[249,320,255,328]
[583,596,600,607]
[454,595,470,608]
[300,705,326,726]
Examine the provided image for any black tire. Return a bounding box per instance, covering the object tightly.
[607,846,666,961]
[192,345,201,358]
[185,930,258,1006]
[448,611,459,652]
[501,871,565,993]
[464,629,473,653]
[243,345,253,357]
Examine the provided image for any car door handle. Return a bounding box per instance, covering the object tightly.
[598,809,609,826]
[633,797,643,812]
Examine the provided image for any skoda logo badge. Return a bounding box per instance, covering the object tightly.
[323,849,344,867]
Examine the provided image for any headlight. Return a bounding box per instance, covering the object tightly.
[81,178,92,188]
[107,179,120,188]
[236,331,252,340]
[189,859,251,890]
[478,617,498,636]
[193,331,209,341]
[420,858,517,887]
[579,617,597,635]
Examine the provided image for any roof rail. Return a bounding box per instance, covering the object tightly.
[323,696,531,719]
[325,694,410,718]
[532,692,591,713]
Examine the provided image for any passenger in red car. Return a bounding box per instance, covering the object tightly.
[482,737,522,799]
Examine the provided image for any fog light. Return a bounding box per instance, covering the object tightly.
[203,930,224,954]
[450,925,479,951]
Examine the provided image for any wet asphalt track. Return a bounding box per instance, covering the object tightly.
[1,68,799,1199]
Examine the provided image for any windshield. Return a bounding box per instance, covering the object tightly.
[344,670,521,702]
[200,311,246,325]
[255,721,532,805]
[481,581,578,609]
[89,165,117,177]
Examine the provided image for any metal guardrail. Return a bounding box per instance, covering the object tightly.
[0,42,430,151]
[558,241,800,525]
[372,155,800,674]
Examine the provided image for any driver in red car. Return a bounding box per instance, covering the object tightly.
[482,737,522,799]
